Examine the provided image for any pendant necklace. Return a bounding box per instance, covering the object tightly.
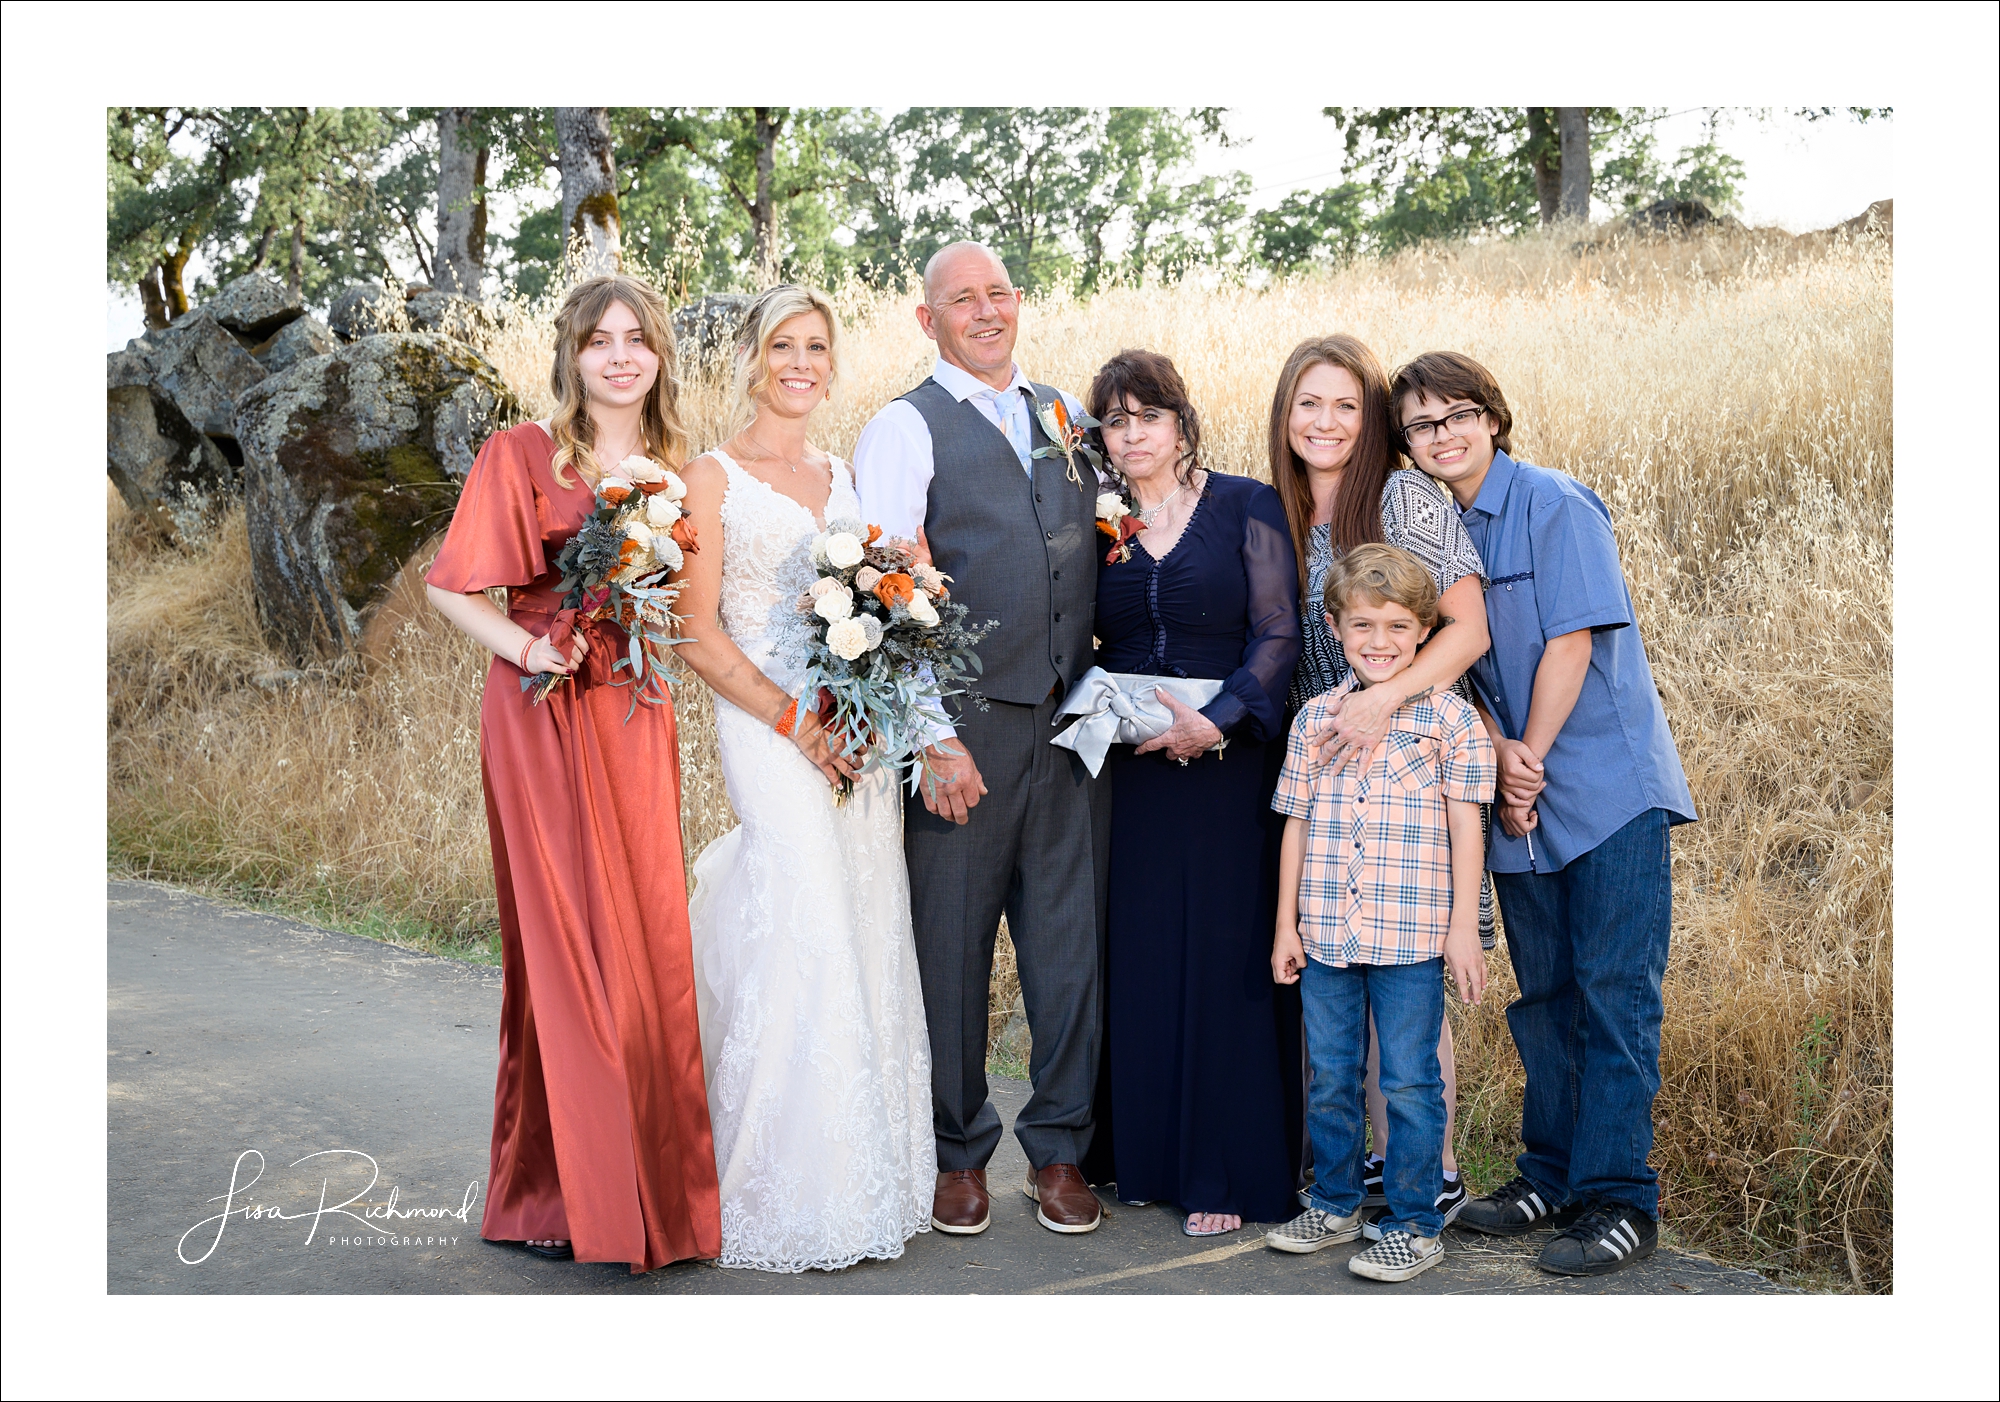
[749,434,810,475]
[1135,482,1186,526]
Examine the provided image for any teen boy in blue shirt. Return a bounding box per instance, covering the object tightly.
[1388,351,1697,1277]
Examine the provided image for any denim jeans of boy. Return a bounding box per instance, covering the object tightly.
[1301,956,1446,1237]
[1493,806,1673,1219]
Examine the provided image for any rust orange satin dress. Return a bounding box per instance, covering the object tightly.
[428,422,721,1272]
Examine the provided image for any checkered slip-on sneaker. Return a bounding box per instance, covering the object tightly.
[1348,1229,1443,1282]
[1263,1206,1364,1255]
[1454,1175,1584,1236]
[1537,1200,1658,1276]
[1360,1176,1470,1241]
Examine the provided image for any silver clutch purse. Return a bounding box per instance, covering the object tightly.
[1050,666,1225,777]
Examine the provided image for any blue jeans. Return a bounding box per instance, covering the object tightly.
[1301,956,1446,1237]
[1493,807,1673,1219]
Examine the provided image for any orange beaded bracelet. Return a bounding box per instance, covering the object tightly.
[773,697,799,736]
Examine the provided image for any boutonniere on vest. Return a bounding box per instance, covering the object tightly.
[1031,395,1103,487]
[1096,491,1143,564]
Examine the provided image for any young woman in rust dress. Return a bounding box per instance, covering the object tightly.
[425,274,720,1271]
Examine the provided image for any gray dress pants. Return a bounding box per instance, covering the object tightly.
[906,692,1103,1173]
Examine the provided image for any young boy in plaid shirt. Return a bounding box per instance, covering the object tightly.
[1264,544,1495,1282]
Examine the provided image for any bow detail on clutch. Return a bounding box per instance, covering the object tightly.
[1049,666,1226,776]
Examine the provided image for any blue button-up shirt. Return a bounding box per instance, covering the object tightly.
[1460,452,1696,873]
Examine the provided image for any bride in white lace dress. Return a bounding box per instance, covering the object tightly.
[672,285,935,1272]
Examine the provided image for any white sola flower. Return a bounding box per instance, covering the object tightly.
[1096,492,1130,523]
[651,533,683,572]
[813,587,854,621]
[807,575,844,599]
[826,616,871,660]
[660,471,688,501]
[858,614,884,648]
[853,565,884,592]
[906,592,940,627]
[824,531,865,569]
[623,518,653,547]
[617,455,668,484]
[809,532,831,567]
[644,492,681,528]
[913,563,949,593]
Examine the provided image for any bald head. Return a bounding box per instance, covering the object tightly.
[923,241,1014,303]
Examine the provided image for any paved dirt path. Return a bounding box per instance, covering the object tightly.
[108,881,1782,1295]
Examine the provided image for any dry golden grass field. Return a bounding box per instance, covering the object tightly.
[107,225,1891,1291]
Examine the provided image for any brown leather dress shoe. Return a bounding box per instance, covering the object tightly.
[1025,1164,1103,1234]
[931,1169,991,1235]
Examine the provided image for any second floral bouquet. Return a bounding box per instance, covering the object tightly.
[782,518,993,800]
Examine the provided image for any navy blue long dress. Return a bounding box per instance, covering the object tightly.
[1088,471,1301,1222]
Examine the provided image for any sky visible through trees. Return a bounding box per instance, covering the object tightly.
[106,106,1891,347]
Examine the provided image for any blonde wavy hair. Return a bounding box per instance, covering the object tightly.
[728,284,842,432]
[547,274,688,488]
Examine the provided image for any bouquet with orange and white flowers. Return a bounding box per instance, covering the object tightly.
[782,518,992,800]
[524,454,699,715]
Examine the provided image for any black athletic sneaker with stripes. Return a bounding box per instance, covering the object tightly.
[1537,1199,1658,1276]
[1453,1176,1583,1236]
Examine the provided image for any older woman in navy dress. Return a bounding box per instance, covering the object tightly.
[1081,351,1301,1235]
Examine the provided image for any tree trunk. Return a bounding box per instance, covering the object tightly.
[287,217,306,299]
[138,265,170,330]
[163,233,194,318]
[1557,107,1591,223]
[1527,107,1560,227]
[247,225,275,272]
[751,107,784,282]
[556,107,622,275]
[435,108,489,299]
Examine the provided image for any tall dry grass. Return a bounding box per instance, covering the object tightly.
[107,224,1891,1289]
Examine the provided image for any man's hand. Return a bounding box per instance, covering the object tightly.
[1493,736,1546,809]
[1443,921,1486,1005]
[1272,924,1307,985]
[1498,798,1540,839]
[919,740,987,825]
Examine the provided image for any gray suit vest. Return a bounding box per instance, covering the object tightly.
[901,377,1098,706]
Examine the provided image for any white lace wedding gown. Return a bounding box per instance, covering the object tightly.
[687,450,936,1272]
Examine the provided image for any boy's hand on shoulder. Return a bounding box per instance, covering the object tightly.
[1272,925,1307,985]
[1444,922,1486,1005]
[1494,737,1546,808]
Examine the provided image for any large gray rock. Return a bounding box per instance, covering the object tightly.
[107,377,237,542]
[404,291,506,347]
[120,311,268,440]
[252,314,338,376]
[233,334,522,661]
[1625,198,1742,236]
[205,273,305,340]
[671,292,756,366]
[327,284,409,341]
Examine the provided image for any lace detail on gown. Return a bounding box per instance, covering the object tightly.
[687,450,937,1272]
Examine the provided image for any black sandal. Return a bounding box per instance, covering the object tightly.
[520,1240,574,1261]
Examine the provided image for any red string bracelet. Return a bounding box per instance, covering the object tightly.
[517,636,536,672]
[773,697,799,736]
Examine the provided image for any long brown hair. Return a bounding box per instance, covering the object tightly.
[1266,334,1395,591]
[547,274,689,488]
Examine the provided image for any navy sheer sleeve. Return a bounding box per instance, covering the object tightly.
[1200,484,1301,742]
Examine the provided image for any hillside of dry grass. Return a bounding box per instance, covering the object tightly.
[107,225,1891,1289]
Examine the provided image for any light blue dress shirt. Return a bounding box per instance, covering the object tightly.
[1460,452,1696,873]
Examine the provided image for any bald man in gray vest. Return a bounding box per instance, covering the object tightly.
[853,242,1106,1237]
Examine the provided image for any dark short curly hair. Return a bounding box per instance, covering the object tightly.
[1086,349,1203,487]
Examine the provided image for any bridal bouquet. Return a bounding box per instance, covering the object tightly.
[523,454,699,717]
[783,518,992,799]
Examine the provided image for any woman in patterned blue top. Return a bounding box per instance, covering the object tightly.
[1267,334,1492,1218]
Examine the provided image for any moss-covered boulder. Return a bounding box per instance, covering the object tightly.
[107,352,238,543]
[206,273,305,340]
[252,314,338,375]
[233,334,522,662]
[120,310,269,443]
[327,284,410,341]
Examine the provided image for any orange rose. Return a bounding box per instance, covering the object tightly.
[601,482,633,505]
[671,517,701,555]
[638,479,671,495]
[874,572,917,609]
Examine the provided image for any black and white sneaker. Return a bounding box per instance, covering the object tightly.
[1537,1200,1657,1276]
[1361,1155,1386,1206]
[1348,1229,1443,1282]
[1454,1176,1582,1236]
[1359,1175,1471,1241]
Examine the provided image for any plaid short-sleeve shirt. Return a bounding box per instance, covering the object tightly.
[1271,681,1496,967]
